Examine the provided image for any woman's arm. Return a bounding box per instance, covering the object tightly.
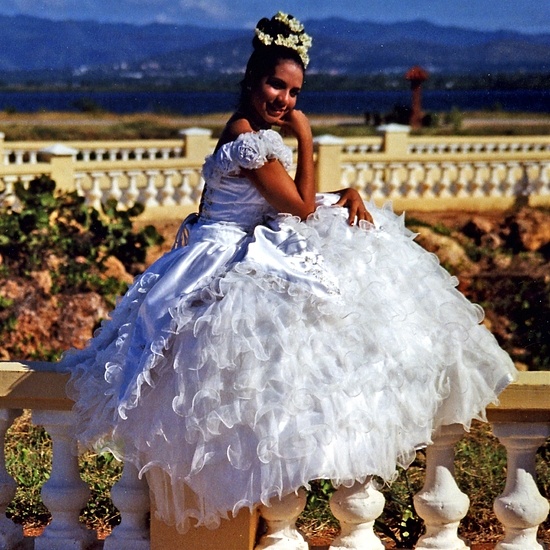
[243,109,316,220]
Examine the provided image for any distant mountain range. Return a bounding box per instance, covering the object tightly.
[1,14,549,80]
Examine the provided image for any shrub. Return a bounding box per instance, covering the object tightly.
[0,175,164,295]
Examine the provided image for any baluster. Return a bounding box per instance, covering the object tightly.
[505,162,521,195]
[329,479,385,550]
[387,163,403,197]
[32,410,94,550]
[473,162,489,196]
[414,424,470,550]
[177,170,194,204]
[440,162,457,197]
[0,176,17,209]
[0,409,24,548]
[370,163,385,200]
[403,162,420,198]
[13,150,24,165]
[354,162,369,198]
[339,163,355,188]
[134,148,145,161]
[422,162,440,197]
[94,148,106,162]
[107,171,123,204]
[81,150,91,162]
[457,162,473,197]
[74,173,85,198]
[120,149,130,161]
[108,149,119,162]
[143,171,160,207]
[104,462,149,550]
[159,170,177,206]
[191,173,205,204]
[29,150,38,163]
[539,161,550,196]
[88,172,105,210]
[492,422,550,550]
[146,148,158,160]
[255,489,308,550]
[160,148,171,160]
[490,163,506,196]
[125,171,142,208]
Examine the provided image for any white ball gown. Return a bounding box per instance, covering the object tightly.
[63,129,517,533]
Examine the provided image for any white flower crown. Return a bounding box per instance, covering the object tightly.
[254,12,312,68]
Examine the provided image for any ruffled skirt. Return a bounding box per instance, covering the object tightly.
[63,197,516,532]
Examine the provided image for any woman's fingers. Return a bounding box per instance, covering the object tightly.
[334,189,372,225]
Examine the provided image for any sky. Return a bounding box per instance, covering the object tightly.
[0,0,549,34]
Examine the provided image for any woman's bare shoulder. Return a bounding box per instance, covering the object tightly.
[215,116,255,151]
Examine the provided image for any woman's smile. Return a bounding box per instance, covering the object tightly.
[250,59,304,126]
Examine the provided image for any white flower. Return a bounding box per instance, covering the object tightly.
[254,13,312,67]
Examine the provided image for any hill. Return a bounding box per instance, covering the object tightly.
[0,14,549,84]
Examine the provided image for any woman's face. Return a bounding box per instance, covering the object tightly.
[249,59,304,126]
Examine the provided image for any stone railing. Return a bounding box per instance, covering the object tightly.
[1,126,549,219]
[0,361,548,550]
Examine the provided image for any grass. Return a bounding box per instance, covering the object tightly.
[1,110,550,141]
[5,414,549,546]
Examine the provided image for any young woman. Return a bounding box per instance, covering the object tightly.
[64,12,517,533]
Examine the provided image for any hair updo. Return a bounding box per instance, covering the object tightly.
[238,12,312,109]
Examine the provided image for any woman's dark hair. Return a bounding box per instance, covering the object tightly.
[238,15,307,109]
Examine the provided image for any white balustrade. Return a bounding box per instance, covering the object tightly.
[414,424,470,550]
[492,422,550,550]
[0,365,547,549]
[1,130,549,212]
[256,489,308,550]
[32,410,95,550]
[329,479,385,550]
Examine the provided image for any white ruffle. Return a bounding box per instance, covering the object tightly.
[64,199,516,533]
[202,130,292,183]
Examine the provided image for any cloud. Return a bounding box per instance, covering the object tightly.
[179,0,230,18]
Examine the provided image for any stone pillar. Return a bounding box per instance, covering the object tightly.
[377,123,411,158]
[39,144,79,192]
[314,135,344,193]
[179,128,213,163]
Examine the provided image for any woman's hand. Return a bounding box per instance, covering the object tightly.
[279,109,312,143]
[334,188,372,226]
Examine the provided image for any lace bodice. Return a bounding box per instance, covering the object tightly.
[199,130,293,230]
